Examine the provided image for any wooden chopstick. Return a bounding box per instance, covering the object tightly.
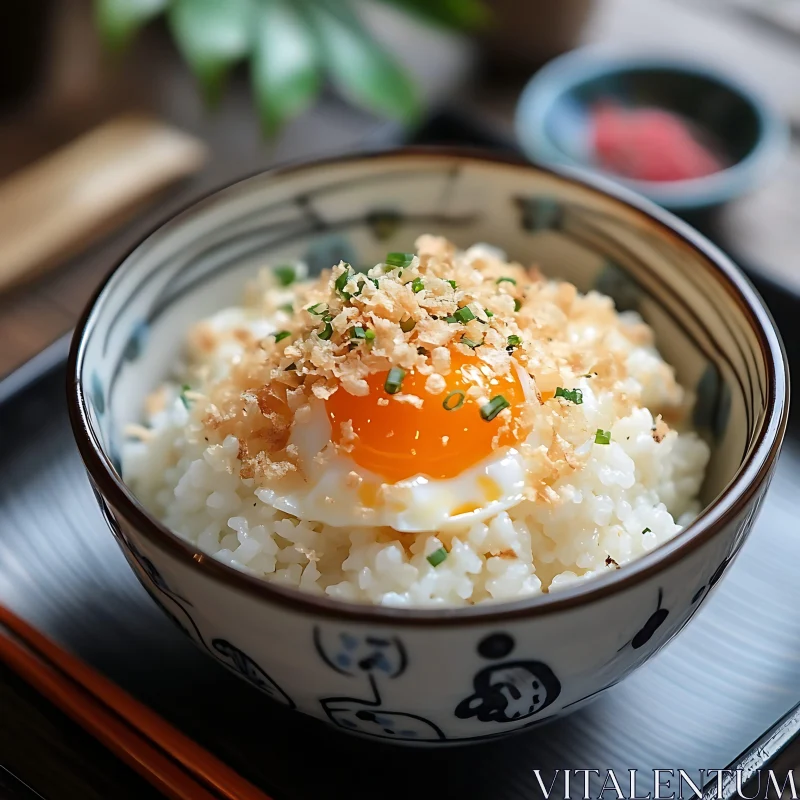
[0,605,272,800]
[0,625,221,800]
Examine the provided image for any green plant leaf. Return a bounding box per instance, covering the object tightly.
[168,0,253,106]
[94,0,170,52]
[252,0,321,136]
[375,0,489,29]
[305,0,420,124]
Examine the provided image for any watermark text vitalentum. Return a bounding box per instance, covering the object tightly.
[531,768,797,799]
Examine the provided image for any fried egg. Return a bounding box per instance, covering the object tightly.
[255,349,540,532]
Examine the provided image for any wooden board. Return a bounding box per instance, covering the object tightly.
[0,116,207,295]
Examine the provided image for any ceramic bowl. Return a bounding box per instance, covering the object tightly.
[515,51,789,212]
[68,148,788,745]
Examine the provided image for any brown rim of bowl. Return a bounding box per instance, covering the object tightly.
[67,146,790,627]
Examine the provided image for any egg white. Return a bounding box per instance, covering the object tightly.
[254,399,530,532]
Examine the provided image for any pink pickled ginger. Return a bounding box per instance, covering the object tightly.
[591,102,726,182]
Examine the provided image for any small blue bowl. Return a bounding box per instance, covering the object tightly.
[515,50,789,212]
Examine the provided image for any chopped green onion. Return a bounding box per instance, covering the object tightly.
[514,298,522,312]
[274,330,291,343]
[642,527,652,535]
[461,336,482,349]
[554,387,583,405]
[507,334,521,349]
[273,265,296,287]
[411,277,425,293]
[365,329,376,341]
[444,315,458,324]
[484,308,494,317]
[426,547,448,567]
[447,280,458,290]
[370,277,380,289]
[453,306,475,324]
[334,265,354,299]
[179,384,191,409]
[318,321,334,341]
[349,326,367,341]
[497,276,516,285]
[480,395,510,421]
[385,252,414,269]
[280,303,294,314]
[285,363,297,371]
[307,302,328,316]
[442,390,465,411]
[595,429,611,445]
[400,317,416,333]
[384,367,406,395]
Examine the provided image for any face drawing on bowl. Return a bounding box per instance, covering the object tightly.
[314,628,445,741]
[322,698,446,741]
[455,633,562,724]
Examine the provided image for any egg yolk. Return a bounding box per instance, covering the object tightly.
[325,350,527,482]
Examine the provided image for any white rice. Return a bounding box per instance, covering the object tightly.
[122,250,710,608]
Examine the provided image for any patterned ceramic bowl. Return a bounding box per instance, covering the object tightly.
[68,149,788,746]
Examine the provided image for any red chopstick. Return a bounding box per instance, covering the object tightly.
[0,605,273,800]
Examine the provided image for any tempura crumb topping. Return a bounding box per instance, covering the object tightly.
[156,236,686,496]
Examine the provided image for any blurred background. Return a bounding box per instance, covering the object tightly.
[2,2,800,798]
[2,0,799,400]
